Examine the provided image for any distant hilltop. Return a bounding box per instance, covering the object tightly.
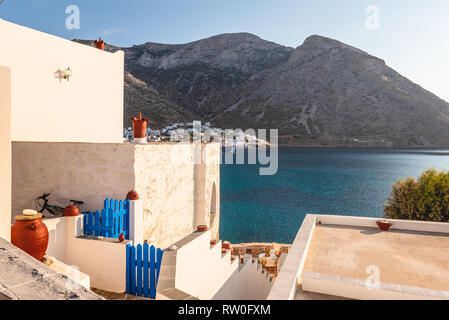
[75,34,449,147]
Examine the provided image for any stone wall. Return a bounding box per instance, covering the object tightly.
[232,243,291,257]
[232,243,291,278]
[12,142,221,249]
[134,142,220,248]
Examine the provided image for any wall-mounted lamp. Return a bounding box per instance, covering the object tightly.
[63,67,72,81]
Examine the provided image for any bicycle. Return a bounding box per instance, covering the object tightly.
[35,193,86,217]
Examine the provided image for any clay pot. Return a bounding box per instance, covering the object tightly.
[197,225,208,232]
[94,38,105,50]
[11,212,49,261]
[222,241,234,255]
[63,205,79,217]
[132,113,150,139]
[119,233,125,242]
[126,190,139,201]
[377,220,392,231]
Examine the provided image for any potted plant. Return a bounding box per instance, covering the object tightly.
[377,219,393,231]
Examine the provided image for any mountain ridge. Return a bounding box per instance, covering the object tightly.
[74,33,449,146]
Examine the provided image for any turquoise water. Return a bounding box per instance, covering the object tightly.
[220,148,449,244]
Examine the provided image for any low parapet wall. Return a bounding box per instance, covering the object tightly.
[174,231,239,300]
[213,254,273,300]
[267,214,449,300]
[302,272,449,300]
[44,215,130,293]
[157,231,275,300]
[42,199,144,293]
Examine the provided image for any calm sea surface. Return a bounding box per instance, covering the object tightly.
[220,148,449,244]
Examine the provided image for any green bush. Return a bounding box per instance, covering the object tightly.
[383,169,449,222]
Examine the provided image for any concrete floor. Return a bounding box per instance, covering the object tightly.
[303,225,449,291]
[91,288,153,300]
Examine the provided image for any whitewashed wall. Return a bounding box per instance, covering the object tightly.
[43,215,131,293]
[212,255,273,300]
[175,231,239,299]
[13,142,221,249]
[65,216,129,292]
[44,216,68,262]
[0,66,11,239]
[0,18,124,143]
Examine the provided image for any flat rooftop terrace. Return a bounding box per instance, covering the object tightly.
[304,225,449,291]
[268,215,449,300]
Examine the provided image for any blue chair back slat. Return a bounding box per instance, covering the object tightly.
[136,244,143,297]
[94,210,101,236]
[125,200,130,239]
[130,244,136,294]
[101,209,109,238]
[149,245,156,299]
[88,212,94,235]
[118,214,123,236]
[126,244,131,294]
[107,208,114,238]
[104,198,109,211]
[83,213,87,234]
[143,243,149,298]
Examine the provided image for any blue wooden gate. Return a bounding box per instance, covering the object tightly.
[126,243,163,299]
[84,198,130,239]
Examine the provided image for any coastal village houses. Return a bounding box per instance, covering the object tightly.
[1,19,448,300]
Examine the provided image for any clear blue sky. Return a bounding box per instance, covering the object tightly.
[2,0,449,101]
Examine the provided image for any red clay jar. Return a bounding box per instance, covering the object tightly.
[132,113,150,139]
[222,241,234,255]
[63,205,79,217]
[377,220,392,231]
[119,233,125,242]
[94,38,105,50]
[11,213,49,261]
[126,190,139,201]
[197,225,208,232]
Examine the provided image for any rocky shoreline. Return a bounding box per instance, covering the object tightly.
[232,242,291,257]
[232,243,291,277]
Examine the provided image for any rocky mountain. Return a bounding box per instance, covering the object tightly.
[74,34,449,146]
[123,71,200,128]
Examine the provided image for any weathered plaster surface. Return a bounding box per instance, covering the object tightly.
[12,142,135,219]
[12,142,221,249]
[0,237,102,300]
